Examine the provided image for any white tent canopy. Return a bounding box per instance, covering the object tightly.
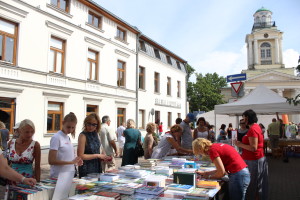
[214,85,300,116]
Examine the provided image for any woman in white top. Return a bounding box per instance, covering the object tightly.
[48,112,83,178]
[193,117,208,140]
[151,125,193,159]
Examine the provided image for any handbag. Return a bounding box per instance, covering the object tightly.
[135,132,144,157]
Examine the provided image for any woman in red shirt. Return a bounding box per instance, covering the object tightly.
[193,138,250,200]
[235,109,268,200]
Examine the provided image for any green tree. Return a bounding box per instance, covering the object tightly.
[185,63,195,81]
[188,72,227,112]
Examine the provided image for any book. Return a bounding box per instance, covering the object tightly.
[136,185,165,195]
[94,191,120,199]
[184,161,197,168]
[196,180,219,189]
[112,186,135,195]
[186,188,210,197]
[173,171,196,186]
[167,184,194,192]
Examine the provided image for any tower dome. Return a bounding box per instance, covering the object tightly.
[253,7,274,30]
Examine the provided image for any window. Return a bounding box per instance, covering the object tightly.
[168,112,172,128]
[86,104,98,116]
[177,81,181,98]
[117,108,126,127]
[88,12,102,29]
[47,102,63,133]
[154,72,160,93]
[138,109,145,129]
[87,49,99,80]
[177,113,181,118]
[167,77,171,96]
[139,66,145,89]
[116,27,126,41]
[0,18,18,64]
[50,0,69,12]
[139,40,146,52]
[166,56,172,65]
[0,97,15,133]
[49,36,65,74]
[260,42,272,65]
[154,49,161,59]
[176,61,181,70]
[117,60,126,87]
[155,111,160,124]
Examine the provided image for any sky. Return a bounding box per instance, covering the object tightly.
[94,0,300,81]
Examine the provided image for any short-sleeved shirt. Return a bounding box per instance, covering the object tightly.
[159,125,163,133]
[180,121,193,149]
[267,121,280,136]
[209,143,247,174]
[50,130,75,178]
[100,123,117,156]
[151,134,173,159]
[241,123,264,160]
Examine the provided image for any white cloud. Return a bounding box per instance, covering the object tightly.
[283,49,299,68]
[190,45,247,82]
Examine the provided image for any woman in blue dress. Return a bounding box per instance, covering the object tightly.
[121,119,141,166]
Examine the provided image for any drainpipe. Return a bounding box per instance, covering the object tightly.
[136,33,141,127]
[184,62,188,116]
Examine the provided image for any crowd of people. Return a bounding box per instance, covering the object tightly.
[0,110,299,200]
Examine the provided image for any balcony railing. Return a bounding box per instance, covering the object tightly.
[252,21,275,30]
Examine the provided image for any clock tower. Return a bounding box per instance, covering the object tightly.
[243,7,294,78]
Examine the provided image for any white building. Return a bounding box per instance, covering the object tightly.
[0,0,187,147]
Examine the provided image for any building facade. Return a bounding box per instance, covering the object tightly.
[0,0,187,147]
[222,7,300,122]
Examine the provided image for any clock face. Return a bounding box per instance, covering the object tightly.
[264,33,269,38]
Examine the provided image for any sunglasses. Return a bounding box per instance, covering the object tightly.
[87,123,98,127]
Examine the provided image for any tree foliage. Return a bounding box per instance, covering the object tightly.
[186,67,227,112]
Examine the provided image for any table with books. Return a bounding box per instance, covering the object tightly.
[7,156,224,200]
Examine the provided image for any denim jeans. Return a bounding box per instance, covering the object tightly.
[228,167,250,200]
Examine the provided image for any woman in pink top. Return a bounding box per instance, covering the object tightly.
[235,109,268,200]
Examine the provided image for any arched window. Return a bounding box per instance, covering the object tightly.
[260,42,272,65]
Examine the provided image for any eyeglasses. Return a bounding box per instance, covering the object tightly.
[87,123,98,127]
[240,123,245,125]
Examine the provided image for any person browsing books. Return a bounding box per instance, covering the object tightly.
[8,119,41,182]
[151,124,193,159]
[77,113,111,178]
[193,138,250,200]
[48,112,83,178]
[0,148,36,186]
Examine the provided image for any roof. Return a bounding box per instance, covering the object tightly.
[255,7,272,13]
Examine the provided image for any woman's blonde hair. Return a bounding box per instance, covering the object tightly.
[146,122,156,133]
[64,112,77,138]
[192,138,212,156]
[127,119,135,129]
[83,113,101,133]
[19,119,35,132]
[0,121,5,129]
[170,124,182,133]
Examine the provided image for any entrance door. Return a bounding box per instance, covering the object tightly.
[0,97,16,134]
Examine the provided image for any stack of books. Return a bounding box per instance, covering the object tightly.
[135,185,165,195]
[155,166,173,176]
[124,169,149,178]
[196,180,220,189]
[99,173,119,182]
[169,158,186,169]
[173,171,196,186]
[138,160,157,168]
[143,175,166,187]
